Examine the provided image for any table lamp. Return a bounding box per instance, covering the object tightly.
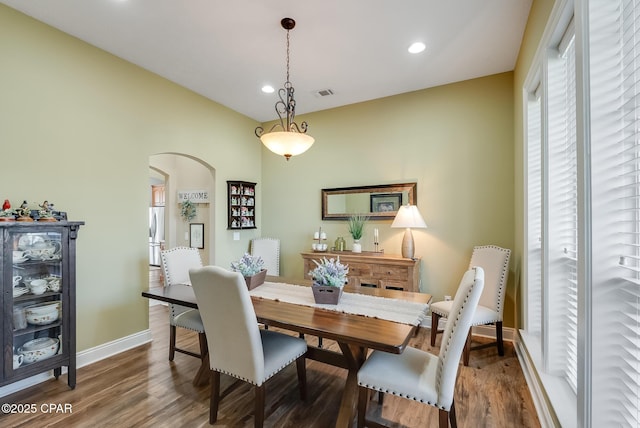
[391,205,427,259]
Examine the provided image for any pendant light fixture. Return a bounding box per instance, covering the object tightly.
[255,18,314,161]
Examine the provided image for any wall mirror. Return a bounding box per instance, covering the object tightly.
[321,182,417,220]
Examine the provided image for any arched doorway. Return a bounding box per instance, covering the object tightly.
[149,153,216,268]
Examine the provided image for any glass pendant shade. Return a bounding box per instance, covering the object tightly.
[255,18,313,161]
[260,131,315,160]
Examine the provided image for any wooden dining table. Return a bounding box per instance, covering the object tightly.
[142,277,431,428]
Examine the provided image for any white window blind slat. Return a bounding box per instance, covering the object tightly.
[544,27,579,392]
[589,0,640,425]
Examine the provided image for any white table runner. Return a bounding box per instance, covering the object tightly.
[249,281,428,326]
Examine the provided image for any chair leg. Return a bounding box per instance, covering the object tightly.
[378,390,384,405]
[438,409,449,428]
[431,313,441,346]
[496,321,504,356]
[198,332,207,360]
[296,357,307,401]
[449,400,458,428]
[357,386,368,428]
[209,370,220,424]
[463,331,471,366]
[169,325,177,361]
[318,337,323,348]
[254,384,265,428]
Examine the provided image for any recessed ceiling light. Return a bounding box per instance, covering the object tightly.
[408,42,426,54]
[261,85,275,94]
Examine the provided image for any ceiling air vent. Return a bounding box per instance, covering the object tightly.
[314,89,334,98]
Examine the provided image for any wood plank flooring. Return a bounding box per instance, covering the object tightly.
[0,270,540,427]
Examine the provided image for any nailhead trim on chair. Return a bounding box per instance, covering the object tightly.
[430,246,510,322]
[473,245,510,321]
[161,246,203,287]
[357,268,477,411]
[436,279,474,395]
[212,350,306,386]
[355,383,441,407]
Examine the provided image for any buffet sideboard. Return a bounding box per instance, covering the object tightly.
[301,251,421,292]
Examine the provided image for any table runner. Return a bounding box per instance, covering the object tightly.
[249,281,428,326]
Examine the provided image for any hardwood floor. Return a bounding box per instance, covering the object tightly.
[0,271,540,427]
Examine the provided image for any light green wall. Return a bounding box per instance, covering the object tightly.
[261,72,517,326]
[1,0,529,351]
[0,5,262,351]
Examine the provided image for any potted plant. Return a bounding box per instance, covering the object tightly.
[230,253,267,290]
[309,257,349,304]
[348,214,368,253]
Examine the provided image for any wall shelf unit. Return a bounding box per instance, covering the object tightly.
[227,181,256,230]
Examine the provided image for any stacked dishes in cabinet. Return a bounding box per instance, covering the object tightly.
[12,300,62,368]
[10,233,64,369]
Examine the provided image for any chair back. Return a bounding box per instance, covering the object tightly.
[189,266,266,385]
[161,247,203,286]
[436,267,485,408]
[468,245,510,318]
[250,237,280,275]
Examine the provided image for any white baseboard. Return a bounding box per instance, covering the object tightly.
[0,329,152,399]
[76,329,153,369]
[514,333,557,428]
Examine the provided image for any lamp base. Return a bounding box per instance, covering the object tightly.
[401,228,415,259]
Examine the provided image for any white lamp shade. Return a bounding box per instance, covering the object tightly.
[260,131,314,158]
[391,205,427,229]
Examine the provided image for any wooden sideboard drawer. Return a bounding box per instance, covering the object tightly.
[379,279,408,291]
[373,265,409,280]
[348,262,373,277]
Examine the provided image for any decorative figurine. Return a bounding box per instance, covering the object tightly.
[15,200,33,222]
[38,200,57,222]
[0,199,14,221]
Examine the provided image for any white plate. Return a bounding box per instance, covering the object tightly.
[12,257,28,264]
[12,287,29,297]
[17,235,44,250]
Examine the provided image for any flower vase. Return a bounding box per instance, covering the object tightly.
[312,283,343,305]
[352,239,362,253]
[244,269,267,290]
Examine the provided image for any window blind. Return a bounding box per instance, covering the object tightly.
[545,25,578,392]
[526,89,543,335]
[589,0,640,425]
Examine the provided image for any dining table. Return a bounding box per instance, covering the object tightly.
[142,276,431,428]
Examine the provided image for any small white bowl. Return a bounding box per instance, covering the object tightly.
[24,302,60,325]
[18,338,59,364]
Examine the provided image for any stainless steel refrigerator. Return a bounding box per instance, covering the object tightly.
[149,207,165,266]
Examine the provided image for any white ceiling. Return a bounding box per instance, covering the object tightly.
[1,0,532,122]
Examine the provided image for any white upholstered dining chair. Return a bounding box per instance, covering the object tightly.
[250,237,280,275]
[160,247,206,363]
[430,245,511,366]
[357,267,485,428]
[189,265,307,427]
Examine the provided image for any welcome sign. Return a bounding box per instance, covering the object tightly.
[177,190,209,203]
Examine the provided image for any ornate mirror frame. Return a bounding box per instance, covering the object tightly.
[321,182,417,220]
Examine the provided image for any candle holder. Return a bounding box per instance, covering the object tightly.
[312,227,328,252]
[373,228,383,253]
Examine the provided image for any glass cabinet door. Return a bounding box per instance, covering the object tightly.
[10,230,64,372]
